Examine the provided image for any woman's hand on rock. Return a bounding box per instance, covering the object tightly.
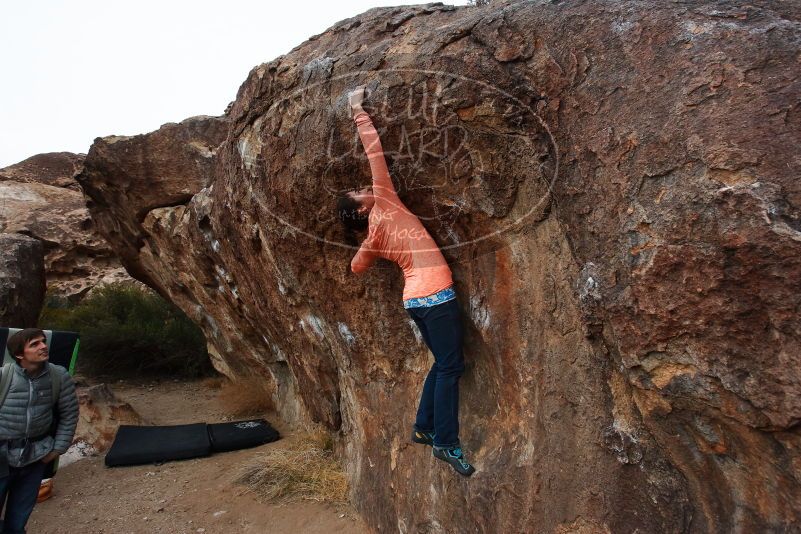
[348,86,366,111]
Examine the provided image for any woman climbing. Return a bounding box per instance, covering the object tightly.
[336,85,474,477]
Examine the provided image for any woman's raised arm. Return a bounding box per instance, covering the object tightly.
[349,87,401,209]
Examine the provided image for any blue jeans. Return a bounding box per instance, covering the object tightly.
[0,460,46,534]
[407,298,465,448]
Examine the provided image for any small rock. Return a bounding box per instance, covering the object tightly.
[213,510,227,518]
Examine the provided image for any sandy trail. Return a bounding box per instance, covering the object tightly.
[29,380,368,534]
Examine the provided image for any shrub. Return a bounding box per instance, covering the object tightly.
[39,283,212,379]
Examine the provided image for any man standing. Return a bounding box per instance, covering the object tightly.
[336,86,475,476]
[1,328,78,533]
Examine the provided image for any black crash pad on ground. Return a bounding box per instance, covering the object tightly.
[105,423,212,467]
[105,420,280,467]
[208,419,280,453]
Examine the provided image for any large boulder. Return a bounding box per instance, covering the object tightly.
[0,153,131,299]
[0,233,46,327]
[77,1,801,532]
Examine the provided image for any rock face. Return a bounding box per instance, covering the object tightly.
[77,118,230,291]
[0,233,46,327]
[61,383,143,467]
[0,152,84,191]
[0,153,131,299]
[77,1,801,532]
[73,383,143,453]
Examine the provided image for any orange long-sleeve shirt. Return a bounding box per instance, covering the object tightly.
[350,110,453,301]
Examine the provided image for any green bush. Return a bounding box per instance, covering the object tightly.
[39,283,213,379]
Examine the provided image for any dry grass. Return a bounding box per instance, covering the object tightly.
[199,375,226,390]
[237,429,347,504]
[217,376,274,417]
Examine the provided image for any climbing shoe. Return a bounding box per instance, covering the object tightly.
[433,446,475,477]
[411,429,435,447]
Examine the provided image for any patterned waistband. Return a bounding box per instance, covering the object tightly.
[403,286,456,309]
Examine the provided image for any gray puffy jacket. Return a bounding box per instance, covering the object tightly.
[0,363,78,467]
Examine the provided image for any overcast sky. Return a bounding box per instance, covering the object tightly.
[0,1,468,168]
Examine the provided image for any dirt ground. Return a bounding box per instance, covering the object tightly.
[28,380,368,534]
